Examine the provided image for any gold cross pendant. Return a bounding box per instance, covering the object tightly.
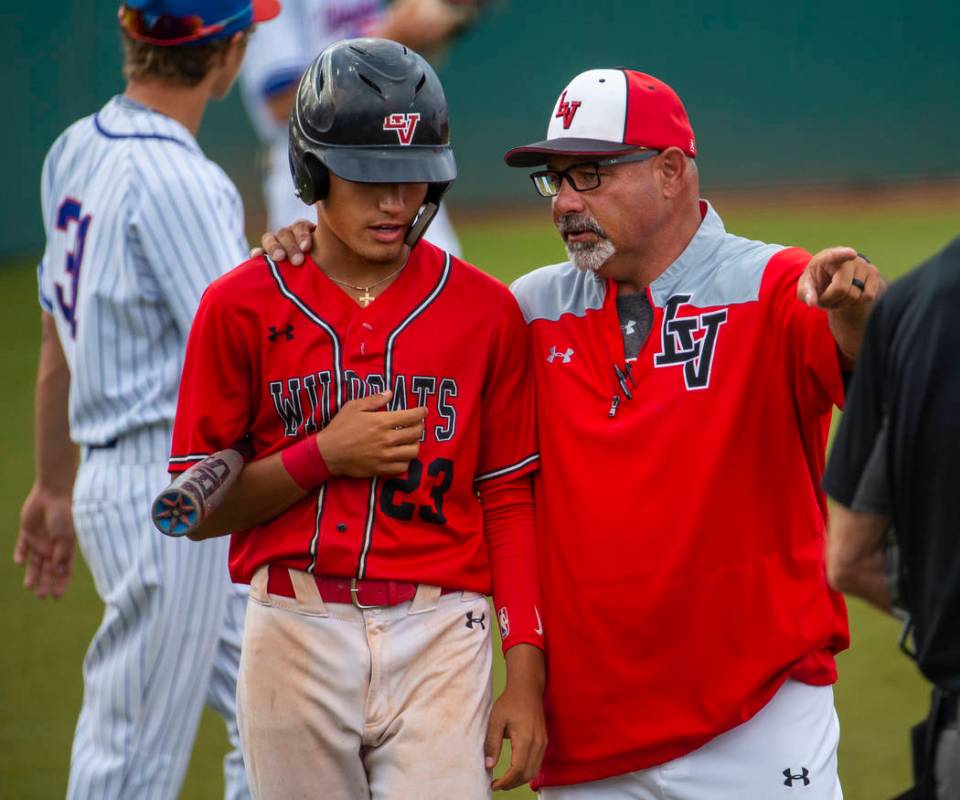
[358,290,374,307]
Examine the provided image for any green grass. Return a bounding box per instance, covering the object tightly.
[1,199,953,798]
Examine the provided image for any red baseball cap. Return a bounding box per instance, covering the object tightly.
[504,69,696,167]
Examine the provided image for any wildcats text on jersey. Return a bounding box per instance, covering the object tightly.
[269,371,458,441]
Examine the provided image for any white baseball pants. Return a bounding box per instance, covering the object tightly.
[238,566,493,799]
[67,426,249,800]
[540,679,842,800]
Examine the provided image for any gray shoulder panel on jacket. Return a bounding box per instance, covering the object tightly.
[650,233,785,308]
[510,262,606,323]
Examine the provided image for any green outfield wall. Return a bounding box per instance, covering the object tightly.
[3,0,958,257]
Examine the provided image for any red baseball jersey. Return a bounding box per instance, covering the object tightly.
[511,201,850,787]
[170,242,541,644]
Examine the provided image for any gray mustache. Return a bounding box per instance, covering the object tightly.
[558,214,607,239]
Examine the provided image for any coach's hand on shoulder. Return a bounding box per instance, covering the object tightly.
[252,219,315,266]
[14,482,76,599]
[317,391,426,478]
[797,246,886,361]
[485,644,548,791]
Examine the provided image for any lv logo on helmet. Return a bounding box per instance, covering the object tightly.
[383,113,421,145]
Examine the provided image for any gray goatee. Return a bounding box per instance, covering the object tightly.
[557,214,616,272]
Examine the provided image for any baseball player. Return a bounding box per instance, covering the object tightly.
[15,1,280,797]
[239,0,467,254]
[168,38,546,798]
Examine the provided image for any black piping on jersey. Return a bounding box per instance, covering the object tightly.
[359,478,380,579]
[475,452,541,484]
[264,255,345,410]
[306,483,327,574]
[382,252,453,390]
[265,255,344,573]
[355,252,453,579]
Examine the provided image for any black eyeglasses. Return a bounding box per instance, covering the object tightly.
[529,150,661,198]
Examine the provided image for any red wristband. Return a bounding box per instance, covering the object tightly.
[281,436,332,490]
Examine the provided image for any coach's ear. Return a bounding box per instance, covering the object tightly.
[251,219,315,266]
[656,147,692,200]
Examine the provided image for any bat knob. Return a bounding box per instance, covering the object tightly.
[151,490,199,537]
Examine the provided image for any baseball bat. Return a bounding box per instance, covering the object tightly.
[151,448,246,538]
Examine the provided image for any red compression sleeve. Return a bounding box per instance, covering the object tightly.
[281,435,332,490]
[479,473,544,653]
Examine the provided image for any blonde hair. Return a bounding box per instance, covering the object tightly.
[121,30,246,88]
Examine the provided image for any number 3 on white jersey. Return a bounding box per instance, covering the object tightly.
[51,196,92,339]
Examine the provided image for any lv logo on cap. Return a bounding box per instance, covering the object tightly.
[554,90,582,129]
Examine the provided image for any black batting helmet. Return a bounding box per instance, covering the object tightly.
[289,38,457,247]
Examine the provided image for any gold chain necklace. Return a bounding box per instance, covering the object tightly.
[323,264,405,307]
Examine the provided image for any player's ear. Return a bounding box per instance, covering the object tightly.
[236,30,252,55]
[222,31,250,68]
[658,148,688,199]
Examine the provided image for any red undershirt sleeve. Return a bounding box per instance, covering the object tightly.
[478,472,544,654]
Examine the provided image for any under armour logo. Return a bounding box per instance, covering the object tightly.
[547,346,574,364]
[383,113,420,145]
[623,319,637,335]
[465,611,486,630]
[783,767,810,787]
[268,324,295,342]
[653,294,727,390]
[554,90,582,129]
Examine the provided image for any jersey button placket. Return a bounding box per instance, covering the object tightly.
[342,310,388,579]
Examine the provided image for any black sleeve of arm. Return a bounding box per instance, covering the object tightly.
[847,419,892,515]
[823,299,892,507]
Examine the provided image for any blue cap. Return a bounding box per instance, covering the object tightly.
[120,0,280,45]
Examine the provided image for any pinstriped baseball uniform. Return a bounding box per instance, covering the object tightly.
[37,94,251,800]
